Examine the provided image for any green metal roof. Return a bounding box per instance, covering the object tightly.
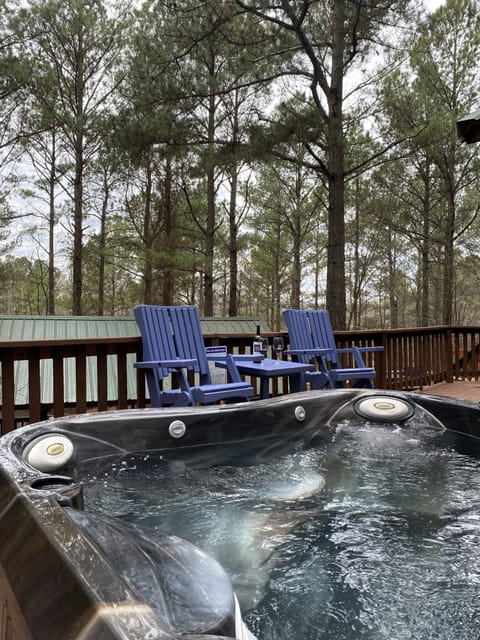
[0,316,140,341]
[0,315,270,406]
[0,315,269,340]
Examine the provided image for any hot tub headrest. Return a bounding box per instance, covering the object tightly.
[66,508,237,638]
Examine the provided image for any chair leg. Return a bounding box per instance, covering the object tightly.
[173,369,194,404]
[310,373,331,390]
[352,379,374,389]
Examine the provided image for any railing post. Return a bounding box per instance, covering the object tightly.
[136,341,146,408]
[75,345,87,415]
[117,345,128,409]
[53,346,65,418]
[28,351,41,424]
[1,351,15,433]
[97,345,108,412]
[377,331,388,389]
[445,327,454,382]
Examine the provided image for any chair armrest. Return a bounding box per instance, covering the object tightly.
[284,348,333,356]
[231,353,264,362]
[336,347,381,368]
[336,347,383,354]
[206,353,264,362]
[134,358,197,369]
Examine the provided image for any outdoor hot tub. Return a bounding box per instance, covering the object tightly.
[1,389,480,640]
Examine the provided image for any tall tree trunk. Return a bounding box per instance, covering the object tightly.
[326,0,346,330]
[143,162,154,304]
[48,129,56,315]
[290,164,302,311]
[227,90,242,317]
[97,169,109,316]
[387,230,398,329]
[440,144,456,325]
[290,236,302,311]
[228,163,239,316]
[162,156,175,305]
[72,30,85,316]
[72,136,84,315]
[420,160,431,326]
[272,222,282,330]
[204,89,216,316]
[349,179,361,329]
[442,193,455,325]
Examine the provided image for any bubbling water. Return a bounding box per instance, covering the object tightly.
[79,420,480,640]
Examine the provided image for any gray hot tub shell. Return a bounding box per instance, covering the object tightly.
[1,388,479,639]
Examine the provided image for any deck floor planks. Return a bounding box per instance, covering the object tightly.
[416,380,480,402]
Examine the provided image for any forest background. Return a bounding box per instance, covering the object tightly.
[1,0,479,331]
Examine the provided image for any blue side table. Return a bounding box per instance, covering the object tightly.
[215,358,314,399]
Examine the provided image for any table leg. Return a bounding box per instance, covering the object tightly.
[288,373,307,393]
[260,377,270,399]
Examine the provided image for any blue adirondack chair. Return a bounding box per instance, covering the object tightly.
[168,305,255,403]
[282,309,331,390]
[134,305,194,406]
[134,305,254,406]
[283,309,382,389]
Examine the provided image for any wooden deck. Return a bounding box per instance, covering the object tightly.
[417,380,480,402]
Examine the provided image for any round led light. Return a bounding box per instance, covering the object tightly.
[354,396,415,423]
[168,420,187,438]
[294,406,306,422]
[23,434,74,472]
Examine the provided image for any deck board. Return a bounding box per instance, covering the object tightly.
[417,380,480,402]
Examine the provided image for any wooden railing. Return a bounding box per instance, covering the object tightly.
[1,325,478,434]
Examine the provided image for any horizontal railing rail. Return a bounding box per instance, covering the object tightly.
[0,325,478,433]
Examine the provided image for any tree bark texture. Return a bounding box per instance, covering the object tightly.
[325,0,347,330]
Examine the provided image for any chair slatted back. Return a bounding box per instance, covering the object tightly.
[283,308,376,389]
[134,305,182,406]
[133,305,177,378]
[169,305,210,384]
[135,304,254,405]
[307,310,339,367]
[283,309,314,364]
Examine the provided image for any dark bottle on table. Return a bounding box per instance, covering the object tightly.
[253,324,262,354]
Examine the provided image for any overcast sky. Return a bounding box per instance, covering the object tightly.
[425,0,446,10]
